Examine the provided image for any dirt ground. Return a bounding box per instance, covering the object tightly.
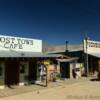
[0,80,100,100]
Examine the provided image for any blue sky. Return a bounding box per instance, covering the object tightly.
[0,0,100,44]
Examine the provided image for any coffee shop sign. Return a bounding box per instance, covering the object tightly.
[0,36,34,49]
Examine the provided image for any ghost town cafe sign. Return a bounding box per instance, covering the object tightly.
[0,36,34,50]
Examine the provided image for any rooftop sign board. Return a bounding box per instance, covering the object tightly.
[84,39,100,54]
[0,35,42,52]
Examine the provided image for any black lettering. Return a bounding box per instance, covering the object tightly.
[10,44,14,49]
[17,38,21,44]
[21,39,25,44]
[24,40,33,45]
[4,43,9,48]
[0,37,5,43]
[14,44,18,49]
[11,38,15,43]
[5,38,10,43]
[19,44,23,49]
[24,40,30,45]
[30,40,33,45]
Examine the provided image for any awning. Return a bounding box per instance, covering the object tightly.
[0,50,62,58]
[56,57,78,62]
[88,53,100,58]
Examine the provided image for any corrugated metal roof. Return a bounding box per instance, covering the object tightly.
[0,51,62,58]
[88,53,100,58]
[56,57,78,62]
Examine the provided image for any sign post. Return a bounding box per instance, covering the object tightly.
[85,38,89,76]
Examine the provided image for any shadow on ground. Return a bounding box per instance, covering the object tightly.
[90,78,100,81]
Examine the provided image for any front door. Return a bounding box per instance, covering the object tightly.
[60,62,70,79]
[29,61,37,83]
[5,61,19,86]
[19,62,29,85]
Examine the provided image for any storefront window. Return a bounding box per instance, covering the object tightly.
[0,66,2,76]
[20,64,25,73]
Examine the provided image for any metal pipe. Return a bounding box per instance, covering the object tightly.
[86,37,89,76]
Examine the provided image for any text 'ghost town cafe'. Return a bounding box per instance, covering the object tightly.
[0,36,34,49]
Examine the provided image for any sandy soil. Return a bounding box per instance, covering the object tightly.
[0,81,100,100]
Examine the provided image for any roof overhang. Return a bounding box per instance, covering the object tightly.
[56,57,78,62]
[88,53,100,58]
[0,51,62,58]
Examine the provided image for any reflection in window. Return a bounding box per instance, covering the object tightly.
[20,64,25,73]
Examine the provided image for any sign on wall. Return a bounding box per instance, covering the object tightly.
[0,35,42,52]
[84,39,100,54]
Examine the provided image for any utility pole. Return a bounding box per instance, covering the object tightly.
[84,31,89,77]
[65,41,68,51]
[85,37,89,76]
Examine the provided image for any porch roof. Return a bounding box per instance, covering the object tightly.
[56,57,78,62]
[0,51,62,58]
[88,53,100,58]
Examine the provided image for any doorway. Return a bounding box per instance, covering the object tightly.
[19,62,29,85]
[29,61,37,83]
[5,61,19,86]
[60,62,70,79]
